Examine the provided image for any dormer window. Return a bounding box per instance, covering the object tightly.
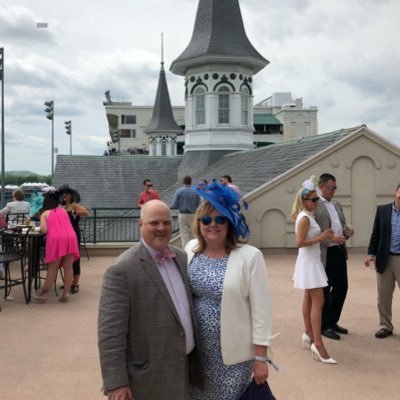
[241,87,249,125]
[218,86,230,124]
[194,87,206,125]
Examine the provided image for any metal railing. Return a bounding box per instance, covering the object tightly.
[81,208,179,244]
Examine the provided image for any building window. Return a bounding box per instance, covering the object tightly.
[218,86,230,124]
[121,115,136,124]
[120,129,136,138]
[241,87,249,125]
[194,87,205,125]
[161,140,167,156]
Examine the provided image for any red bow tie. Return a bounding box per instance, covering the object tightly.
[155,248,176,266]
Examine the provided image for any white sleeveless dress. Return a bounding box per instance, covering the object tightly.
[293,211,328,289]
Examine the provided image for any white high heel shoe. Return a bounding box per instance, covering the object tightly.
[311,343,337,364]
[302,333,311,349]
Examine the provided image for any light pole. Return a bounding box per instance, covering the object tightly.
[0,47,5,207]
[113,129,121,155]
[44,100,54,176]
[65,120,72,155]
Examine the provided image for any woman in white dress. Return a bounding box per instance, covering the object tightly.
[290,178,337,364]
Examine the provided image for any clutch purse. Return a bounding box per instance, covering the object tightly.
[238,378,277,400]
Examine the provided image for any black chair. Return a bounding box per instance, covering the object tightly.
[0,227,32,304]
[6,213,29,225]
[79,217,89,260]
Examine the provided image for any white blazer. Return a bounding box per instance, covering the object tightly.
[186,239,274,365]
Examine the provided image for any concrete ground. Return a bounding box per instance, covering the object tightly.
[1,249,400,399]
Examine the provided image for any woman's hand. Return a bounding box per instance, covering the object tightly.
[320,228,334,241]
[252,360,269,384]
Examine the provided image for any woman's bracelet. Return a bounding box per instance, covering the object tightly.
[253,355,280,371]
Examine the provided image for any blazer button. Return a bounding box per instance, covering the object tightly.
[179,332,184,336]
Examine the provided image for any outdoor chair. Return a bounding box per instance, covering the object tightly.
[0,226,32,304]
[6,213,30,225]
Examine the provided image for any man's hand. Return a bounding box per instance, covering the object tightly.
[331,235,346,245]
[107,386,133,400]
[364,255,375,267]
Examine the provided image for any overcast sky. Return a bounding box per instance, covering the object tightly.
[1,0,399,175]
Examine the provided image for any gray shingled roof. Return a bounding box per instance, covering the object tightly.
[53,155,183,209]
[170,0,268,76]
[144,63,182,134]
[160,127,360,203]
[52,127,361,242]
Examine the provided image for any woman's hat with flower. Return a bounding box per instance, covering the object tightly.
[192,181,249,239]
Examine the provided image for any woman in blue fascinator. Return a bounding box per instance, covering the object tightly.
[186,182,277,399]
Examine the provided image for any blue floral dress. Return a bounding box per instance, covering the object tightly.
[188,253,252,400]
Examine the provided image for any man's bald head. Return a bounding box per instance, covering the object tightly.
[139,200,173,251]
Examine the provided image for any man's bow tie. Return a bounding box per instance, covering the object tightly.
[155,248,176,265]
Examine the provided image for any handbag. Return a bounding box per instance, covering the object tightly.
[238,378,277,400]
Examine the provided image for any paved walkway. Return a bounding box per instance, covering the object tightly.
[1,250,400,399]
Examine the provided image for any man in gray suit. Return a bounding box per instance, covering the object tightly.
[315,173,355,341]
[98,200,202,400]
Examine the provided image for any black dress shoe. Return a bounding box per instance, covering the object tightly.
[375,328,393,339]
[332,324,348,334]
[322,328,341,340]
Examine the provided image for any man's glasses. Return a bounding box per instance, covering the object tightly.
[199,215,227,225]
[325,185,337,191]
[306,197,320,203]
[146,184,153,187]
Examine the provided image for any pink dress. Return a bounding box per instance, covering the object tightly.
[45,207,80,264]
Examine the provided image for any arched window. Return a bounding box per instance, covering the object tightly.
[241,87,249,125]
[218,86,230,124]
[151,139,157,156]
[194,87,205,125]
[161,140,167,156]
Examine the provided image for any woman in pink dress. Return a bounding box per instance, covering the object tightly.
[33,188,79,303]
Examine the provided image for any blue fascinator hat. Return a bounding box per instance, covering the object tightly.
[192,181,250,239]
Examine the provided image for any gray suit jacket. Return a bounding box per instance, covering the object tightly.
[314,199,348,266]
[98,244,202,399]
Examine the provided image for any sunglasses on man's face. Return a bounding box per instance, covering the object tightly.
[199,215,227,225]
[306,197,320,203]
[146,184,153,187]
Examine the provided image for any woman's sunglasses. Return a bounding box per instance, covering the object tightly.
[199,215,227,225]
[306,197,320,203]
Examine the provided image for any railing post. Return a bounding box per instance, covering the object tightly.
[93,208,97,244]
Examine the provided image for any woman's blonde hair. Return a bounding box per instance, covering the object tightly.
[192,201,246,254]
[290,188,315,222]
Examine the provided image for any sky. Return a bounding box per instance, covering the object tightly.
[1,0,399,176]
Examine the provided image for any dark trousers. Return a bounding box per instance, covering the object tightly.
[322,246,348,330]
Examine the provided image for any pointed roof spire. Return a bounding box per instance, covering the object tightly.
[144,33,182,135]
[171,0,268,76]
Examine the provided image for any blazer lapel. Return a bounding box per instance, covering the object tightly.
[137,244,182,325]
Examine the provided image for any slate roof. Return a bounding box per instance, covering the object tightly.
[144,62,182,134]
[52,155,183,209]
[170,0,268,76]
[52,127,364,242]
[160,127,361,204]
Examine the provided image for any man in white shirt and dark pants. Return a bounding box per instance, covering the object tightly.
[315,173,355,340]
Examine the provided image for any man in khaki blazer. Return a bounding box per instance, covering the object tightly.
[98,200,202,400]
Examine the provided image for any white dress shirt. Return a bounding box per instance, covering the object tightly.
[142,239,195,354]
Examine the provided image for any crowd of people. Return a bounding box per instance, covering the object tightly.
[98,171,400,400]
[0,185,89,303]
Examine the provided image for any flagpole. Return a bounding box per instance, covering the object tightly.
[0,47,5,208]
